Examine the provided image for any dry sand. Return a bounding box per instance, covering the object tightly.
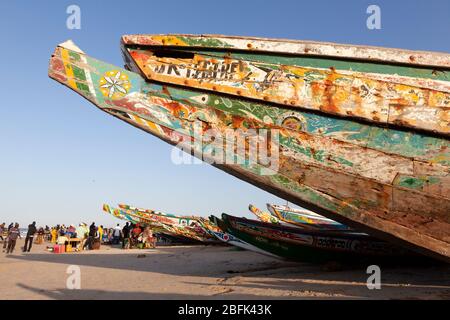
[1,239,449,300]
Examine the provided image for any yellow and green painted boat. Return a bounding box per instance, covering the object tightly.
[49,35,449,262]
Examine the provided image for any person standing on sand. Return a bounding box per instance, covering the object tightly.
[83,222,96,250]
[23,221,37,252]
[98,225,103,243]
[3,223,13,250]
[44,225,50,241]
[50,227,57,243]
[113,223,121,245]
[76,223,87,250]
[0,223,5,242]
[143,227,156,249]
[36,227,44,244]
[6,223,21,254]
[121,223,130,249]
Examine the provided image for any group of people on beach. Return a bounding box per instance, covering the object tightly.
[0,220,157,254]
[113,222,156,249]
[0,222,21,254]
[0,221,44,254]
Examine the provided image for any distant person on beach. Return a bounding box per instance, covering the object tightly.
[121,223,130,249]
[132,224,142,239]
[98,225,103,243]
[101,228,108,243]
[0,223,5,242]
[50,227,58,243]
[59,225,66,236]
[107,228,114,244]
[113,224,121,245]
[67,225,76,238]
[5,223,21,254]
[23,221,37,253]
[83,222,96,250]
[143,227,156,249]
[36,227,45,244]
[44,225,50,241]
[3,223,14,250]
[130,223,142,249]
[76,223,88,250]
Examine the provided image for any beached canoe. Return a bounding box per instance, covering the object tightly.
[103,204,209,243]
[267,204,353,231]
[208,215,280,258]
[49,36,450,262]
[118,204,218,242]
[248,204,281,224]
[103,204,178,235]
[220,213,415,263]
[103,204,203,244]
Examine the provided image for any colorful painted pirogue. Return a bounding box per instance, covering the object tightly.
[219,213,416,262]
[103,204,212,243]
[208,215,280,258]
[103,204,177,234]
[103,204,201,244]
[49,35,450,262]
[248,204,281,224]
[118,203,218,242]
[266,204,353,231]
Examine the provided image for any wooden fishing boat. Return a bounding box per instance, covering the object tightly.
[266,204,353,231]
[103,204,203,244]
[103,204,179,235]
[118,204,218,242]
[49,36,450,262]
[248,204,281,224]
[208,215,279,258]
[103,204,201,243]
[220,213,416,263]
[103,204,208,243]
[210,225,281,258]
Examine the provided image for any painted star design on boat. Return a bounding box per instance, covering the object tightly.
[99,70,131,99]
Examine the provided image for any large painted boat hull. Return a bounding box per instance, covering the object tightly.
[49,38,450,262]
[220,213,416,263]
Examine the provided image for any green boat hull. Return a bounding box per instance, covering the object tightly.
[220,213,416,263]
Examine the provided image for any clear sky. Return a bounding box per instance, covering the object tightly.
[1,0,449,228]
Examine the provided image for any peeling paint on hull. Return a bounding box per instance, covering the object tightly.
[49,39,450,262]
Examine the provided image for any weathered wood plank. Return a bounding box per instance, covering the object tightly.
[126,48,450,135]
[121,34,450,68]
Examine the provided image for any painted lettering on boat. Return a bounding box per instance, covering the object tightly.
[154,60,243,81]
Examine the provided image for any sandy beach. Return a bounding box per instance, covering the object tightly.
[0,239,449,300]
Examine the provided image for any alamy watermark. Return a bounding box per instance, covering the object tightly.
[66,5,81,30]
[170,122,280,175]
[366,5,381,30]
[366,265,381,290]
[66,265,81,289]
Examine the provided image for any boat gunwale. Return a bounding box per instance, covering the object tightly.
[221,213,377,239]
[121,34,450,69]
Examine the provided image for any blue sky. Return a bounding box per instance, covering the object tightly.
[1,0,449,227]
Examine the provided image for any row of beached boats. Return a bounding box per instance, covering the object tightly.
[103,203,418,263]
[49,34,449,262]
